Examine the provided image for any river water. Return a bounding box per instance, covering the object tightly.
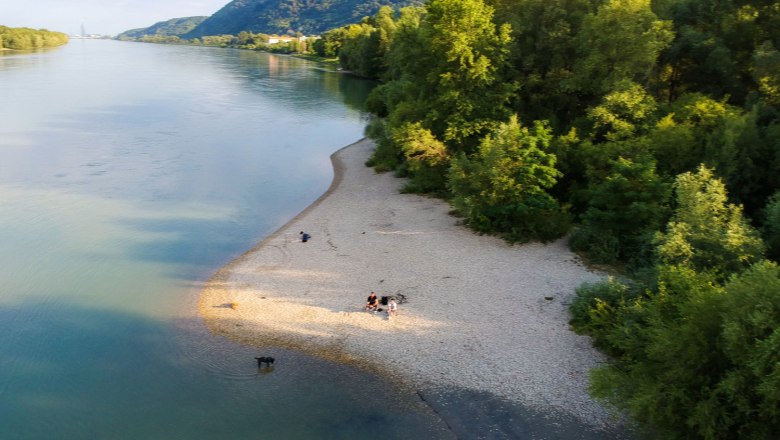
[0,40,453,439]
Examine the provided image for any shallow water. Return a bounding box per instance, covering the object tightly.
[0,40,453,439]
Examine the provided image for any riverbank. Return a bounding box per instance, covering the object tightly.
[199,138,631,437]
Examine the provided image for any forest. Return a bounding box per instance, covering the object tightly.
[314,1,780,439]
[118,32,312,55]
[0,26,69,50]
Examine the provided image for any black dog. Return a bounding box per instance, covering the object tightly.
[255,356,275,367]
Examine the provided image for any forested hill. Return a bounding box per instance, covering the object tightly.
[0,26,68,50]
[116,17,208,40]
[183,0,420,37]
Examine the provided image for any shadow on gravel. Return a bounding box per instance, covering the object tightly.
[417,387,645,440]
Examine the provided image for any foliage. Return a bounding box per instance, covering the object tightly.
[415,0,515,149]
[448,117,568,242]
[363,0,516,195]
[657,0,780,104]
[764,192,780,261]
[656,165,765,279]
[182,0,422,38]
[0,26,68,50]
[122,31,310,55]
[589,261,780,440]
[752,41,780,106]
[573,164,772,438]
[568,0,674,97]
[570,155,670,265]
[113,0,780,436]
[392,122,450,192]
[337,7,397,78]
[569,277,636,352]
[489,0,597,126]
[587,80,659,142]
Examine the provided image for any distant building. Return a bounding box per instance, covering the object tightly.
[267,35,300,45]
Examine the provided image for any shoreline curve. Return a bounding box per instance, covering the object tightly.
[199,138,626,433]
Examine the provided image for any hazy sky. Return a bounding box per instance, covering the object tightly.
[0,0,230,36]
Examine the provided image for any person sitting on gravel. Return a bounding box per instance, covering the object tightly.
[387,297,398,318]
[366,291,379,312]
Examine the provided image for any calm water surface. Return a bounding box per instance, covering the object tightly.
[0,40,452,439]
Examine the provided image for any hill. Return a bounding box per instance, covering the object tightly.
[117,16,208,39]
[184,0,419,37]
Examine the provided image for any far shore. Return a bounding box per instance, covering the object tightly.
[199,138,631,437]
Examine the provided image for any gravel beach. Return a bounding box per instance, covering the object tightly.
[199,138,630,436]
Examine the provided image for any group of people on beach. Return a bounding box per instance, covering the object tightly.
[366,291,397,318]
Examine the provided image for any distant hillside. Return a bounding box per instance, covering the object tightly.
[117,16,208,39]
[184,0,419,37]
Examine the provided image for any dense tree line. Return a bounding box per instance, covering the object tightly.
[120,31,311,54]
[317,1,780,438]
[0,26,68,50]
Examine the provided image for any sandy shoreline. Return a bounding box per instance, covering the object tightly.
[199,138,624,432]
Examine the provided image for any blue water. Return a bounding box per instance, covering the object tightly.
[0,40,452,439]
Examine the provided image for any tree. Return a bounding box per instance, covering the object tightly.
[571,155,670,264]
[764,192,780,261]
[655,165,764,279]
[589,261,780,440]
[569,0,674,97]
[0,26,68,50]
[587,80,658,142]
[420,0,515,149]
[371,0,515,153]
[490,0,599,126]
[391,122,450,193]
[752,41,780,106]
[448,116,567,242]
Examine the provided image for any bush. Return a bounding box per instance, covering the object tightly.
[569,277,633,352]
[590,261,780,440]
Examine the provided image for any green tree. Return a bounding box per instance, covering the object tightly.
[420,0,515,149]
[490,0,599,126]
[569,0,673,97]
[391,122,450,193]
[571,155,670,264]
[337,22,377,76]
[656,165,764,279]
[752,40,780,106]
[590,261,780,440]
[312,26,350,57]
[371,0,515,152]
[587,80,658,142]
[0,26,68,50]
[764,191,780,261]
[448,116,567,242]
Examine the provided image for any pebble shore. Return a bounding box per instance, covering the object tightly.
[199,138,625,432]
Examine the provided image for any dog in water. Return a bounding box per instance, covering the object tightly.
[255,356,275,367]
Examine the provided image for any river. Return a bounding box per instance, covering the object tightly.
[0,39,453,439]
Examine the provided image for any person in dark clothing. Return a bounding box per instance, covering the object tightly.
[300,231,311,242]
[366,291,379,312]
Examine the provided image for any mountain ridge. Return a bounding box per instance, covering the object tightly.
[117,16,208,39]
[184,0,419,37]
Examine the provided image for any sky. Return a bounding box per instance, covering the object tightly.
[0,0,230,36]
